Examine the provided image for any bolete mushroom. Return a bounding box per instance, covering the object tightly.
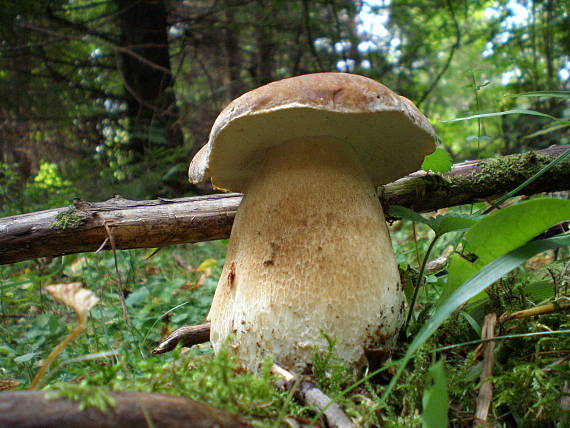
[189,72,435,372]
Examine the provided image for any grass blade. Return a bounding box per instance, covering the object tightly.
[381,235,570,403]
[442,109,557,123]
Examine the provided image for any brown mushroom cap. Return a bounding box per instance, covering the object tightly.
[189,72,436,192]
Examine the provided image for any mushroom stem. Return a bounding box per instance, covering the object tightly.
[208,138,404,371]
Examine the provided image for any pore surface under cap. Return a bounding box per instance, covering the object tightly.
[189,73,436,192]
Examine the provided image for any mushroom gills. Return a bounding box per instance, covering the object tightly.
[207,137,404,372]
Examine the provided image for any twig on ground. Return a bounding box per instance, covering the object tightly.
[473,313,497,426]
[103,221,133,334]
[152,322,211,354]
[500,299,570,322]
[271,364,354,428]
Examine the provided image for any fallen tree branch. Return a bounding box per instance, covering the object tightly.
[1,145,568,265]
[0,390,250,428]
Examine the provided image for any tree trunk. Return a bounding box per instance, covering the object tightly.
[115,0,183,159]
[0,146,568,265]
[223,0,246,100]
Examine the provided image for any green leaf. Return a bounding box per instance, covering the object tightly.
[389,205,433,227]
[442,198,570,303]
[14,352,38,364]
[429,214,480,236]
[389,206,478,237]
[422,359,449,428]
[458,310,482,337]
[505,90,570,100]
[382,234,570,403]
[442,109,557,123]
[421,148,453,173]
[523,121,570,140]
[464,198,570,265]
[125,286,150,307]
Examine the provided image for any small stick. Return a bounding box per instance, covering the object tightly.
[473,313,498,426]
[501,300,570,322]
[103,221,133,334]
[271,364,354,428]
[152,323,211,354]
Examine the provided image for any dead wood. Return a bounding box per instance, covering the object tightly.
[152,322,211,354]
[501,300,570,322]
[1,145,568,265]
[474,313,498,426]
[271,364,354,428]
[0,390,250,428]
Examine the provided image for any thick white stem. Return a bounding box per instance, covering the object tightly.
[207,138,404,371]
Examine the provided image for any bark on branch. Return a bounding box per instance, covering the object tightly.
[1,145,568,265]
[0,390,250,428]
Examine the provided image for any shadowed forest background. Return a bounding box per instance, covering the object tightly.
[0,1,569,427]
[1,0,568,210]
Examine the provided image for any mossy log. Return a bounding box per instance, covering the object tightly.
[0,390,250,428]
[0,145,568,265]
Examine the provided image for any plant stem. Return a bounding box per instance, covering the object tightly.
[404,235,440,334]
[30,323,85,389]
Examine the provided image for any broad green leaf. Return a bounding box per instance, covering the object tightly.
[382,234,570,403]
[441,254,477,304]
[442,109,557,123]
[422,359,449,428]
[421,148,453,173]
[429,214,479,236]
[442,198,570,303]
[465,198,570,266]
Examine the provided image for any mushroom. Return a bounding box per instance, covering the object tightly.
[188,72,435,372]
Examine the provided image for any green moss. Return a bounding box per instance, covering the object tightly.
[445,151,570,192]
[52,208,85,230]
[46,381,117,413]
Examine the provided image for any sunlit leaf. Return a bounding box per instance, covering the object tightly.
[465,199,570,265]
[442,198,570,303]
[196,258,217,272]
[421,148,453,173]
